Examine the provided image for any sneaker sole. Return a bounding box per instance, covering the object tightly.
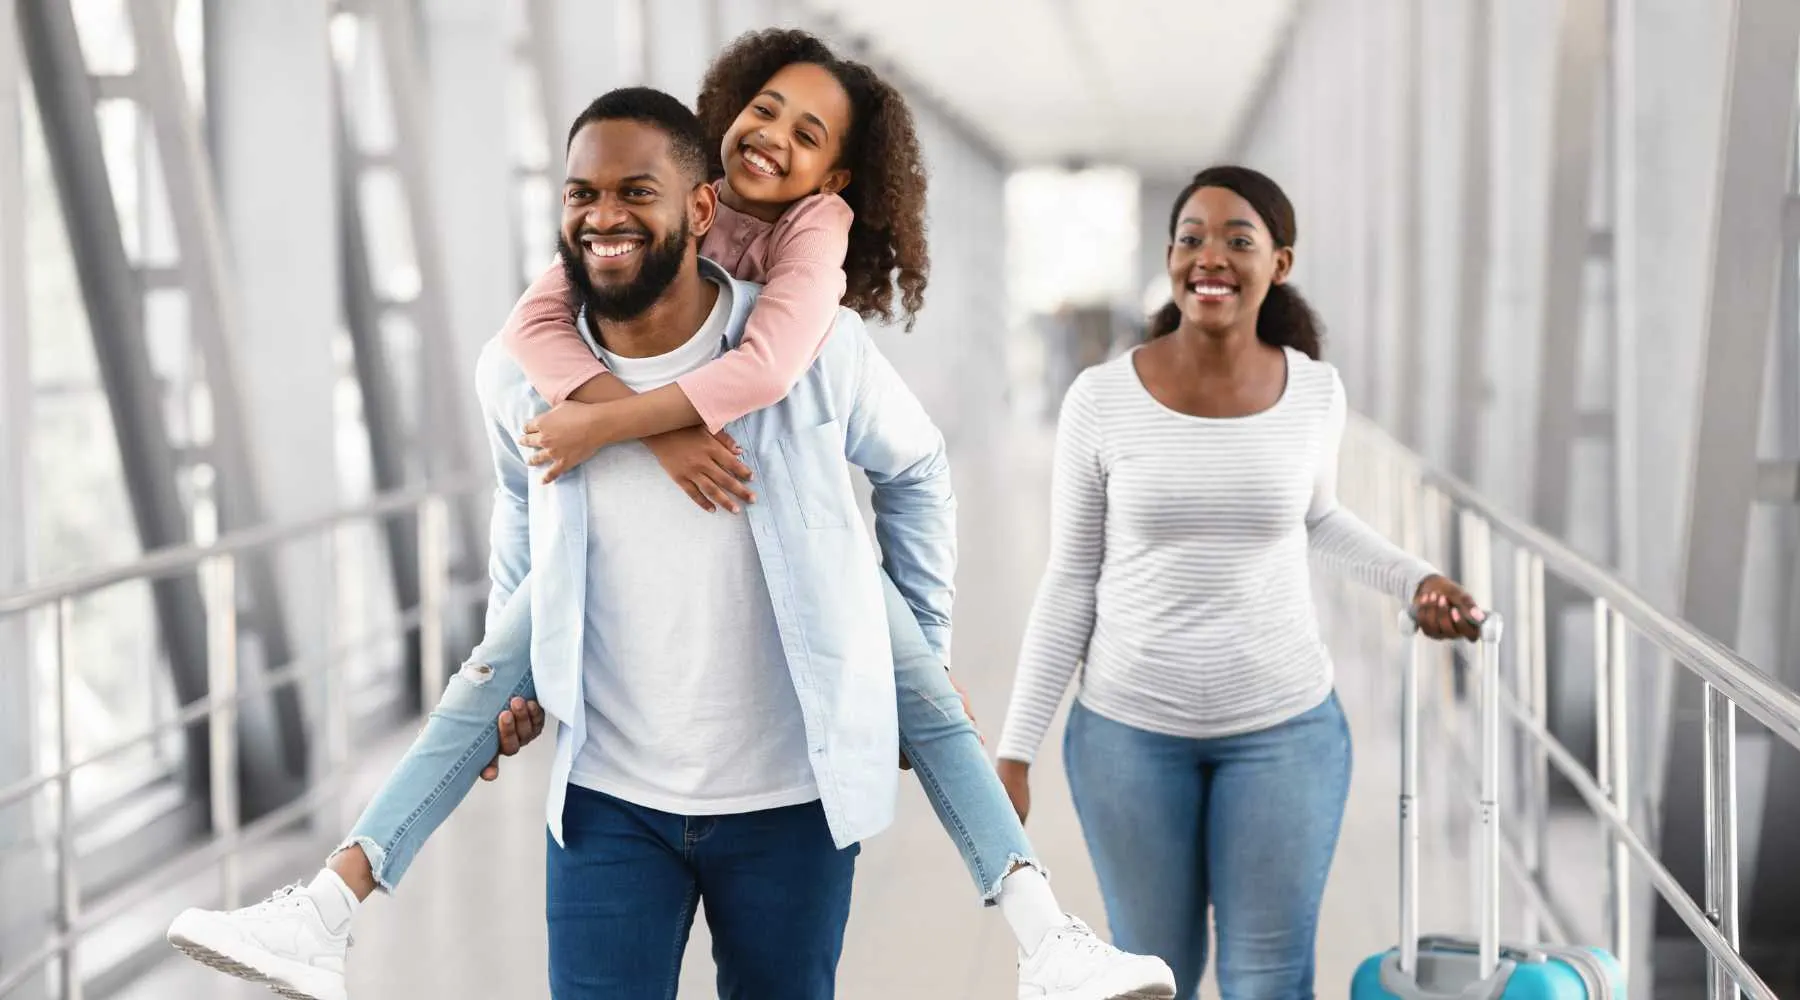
[1036,988,1175,1000]
[167,932,272,986]
[1040,982,1178,1000]
[166,922,345,1000]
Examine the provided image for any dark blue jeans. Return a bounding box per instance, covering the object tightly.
[1064,693,1352,1000]
[545,785,859,999]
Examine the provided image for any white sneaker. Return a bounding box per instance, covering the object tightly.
[1018,917,1177,1000]
[166,884,350,1000]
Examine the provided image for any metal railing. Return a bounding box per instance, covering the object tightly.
[1337,414,1800,1000]
[0,478,488,1000]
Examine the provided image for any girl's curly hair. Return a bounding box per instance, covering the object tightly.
[696,29,930,329]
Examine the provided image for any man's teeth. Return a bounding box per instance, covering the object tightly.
[583,238,639,258]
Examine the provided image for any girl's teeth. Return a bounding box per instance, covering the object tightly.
[745,150,779,175]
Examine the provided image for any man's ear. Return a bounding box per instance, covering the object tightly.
[690,181,719,239]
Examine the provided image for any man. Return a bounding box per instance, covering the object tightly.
[479,87,955,997]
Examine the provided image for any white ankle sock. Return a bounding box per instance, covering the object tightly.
[997,865,1065,954]
[305,869,360,933]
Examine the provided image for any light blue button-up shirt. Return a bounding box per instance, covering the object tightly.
[473,259,957,849]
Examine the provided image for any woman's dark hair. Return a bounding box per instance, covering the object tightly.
[696,29,930,329]
[1147,165,1322,359]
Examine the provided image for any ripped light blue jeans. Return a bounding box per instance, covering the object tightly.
[334,570,1038,901]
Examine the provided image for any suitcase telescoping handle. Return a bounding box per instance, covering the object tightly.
[1396,607,1505,981]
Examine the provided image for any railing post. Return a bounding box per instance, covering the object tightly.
[1608,606,1631,969]
[1594,598,1613,810]
[204,554,241,909]
[1527,554,1550,910]
[1513,547,1541,942]
[417,494,448,711]
[54,597,81,1000]
[1704,683,1740,1000]
[324,526,351,831]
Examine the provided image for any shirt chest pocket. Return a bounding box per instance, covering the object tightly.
[777,419,853,529]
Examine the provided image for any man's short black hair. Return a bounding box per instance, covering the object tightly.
[565,87,710,186]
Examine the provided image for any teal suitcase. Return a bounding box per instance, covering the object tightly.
[1349,612,1625,999]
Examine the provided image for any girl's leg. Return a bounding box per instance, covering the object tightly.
[331,578,539,892]
[884,572,1177,998]
[882,570,1037,900]
[166,579,541,999]
[1205,692,1352,1000]
[1064,700,1210,999]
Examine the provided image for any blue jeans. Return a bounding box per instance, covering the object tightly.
[547,784,857,999]
[336,569,1036,900]
[1063,693,1352,1000]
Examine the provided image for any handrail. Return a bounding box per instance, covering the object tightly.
[1497,687,1776,999]
[0,479,490,999]
[1351,416,1800,751]
[1338,412,1795,999]
[0,474,487,616]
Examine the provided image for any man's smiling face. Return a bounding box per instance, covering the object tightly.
[558,118,697,321]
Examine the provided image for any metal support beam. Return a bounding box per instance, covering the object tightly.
[204,0,344,829]
[523,0,564,173]
[1745,30,1800,959]
[333,122,423,678]
[365,0,483,557]
[331,92,426,708]
[1756,461,1800,502]
[1394,0,1425,448]
[124,0,308,809]
[517,0,564,284]
[1530,0,1609,539]
[1450,0,1492,482]
[1661,0,1800,989]
[330,0,484,701]
[17,0,218,807]
[0,2,49,995]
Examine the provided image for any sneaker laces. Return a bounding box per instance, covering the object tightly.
[241,882,308,916]
[1051,918,1119,957]
[235,883,355,947]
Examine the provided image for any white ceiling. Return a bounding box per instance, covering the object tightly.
[798,0,1300,178]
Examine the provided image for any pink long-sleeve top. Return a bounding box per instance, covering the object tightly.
[500,180,854,433]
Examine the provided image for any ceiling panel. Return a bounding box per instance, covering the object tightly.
[799,0,1299,177]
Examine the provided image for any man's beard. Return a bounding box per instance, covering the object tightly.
[557,217,691,323]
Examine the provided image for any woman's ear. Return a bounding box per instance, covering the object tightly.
[1271,245,1294,285]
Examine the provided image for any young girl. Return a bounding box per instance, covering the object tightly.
[166,28,1174,1000]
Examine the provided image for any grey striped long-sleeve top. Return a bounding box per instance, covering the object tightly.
[995,346,1438,762]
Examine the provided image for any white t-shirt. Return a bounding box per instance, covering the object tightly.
[568,280,818,814]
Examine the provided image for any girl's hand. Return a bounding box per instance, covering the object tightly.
[520,401,610,484]
[642,429,757,513]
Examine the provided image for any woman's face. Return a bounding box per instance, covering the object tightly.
[1166,186,1292,335]
[720,62,853,210]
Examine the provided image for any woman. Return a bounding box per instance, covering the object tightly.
[993,166,1482,999]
